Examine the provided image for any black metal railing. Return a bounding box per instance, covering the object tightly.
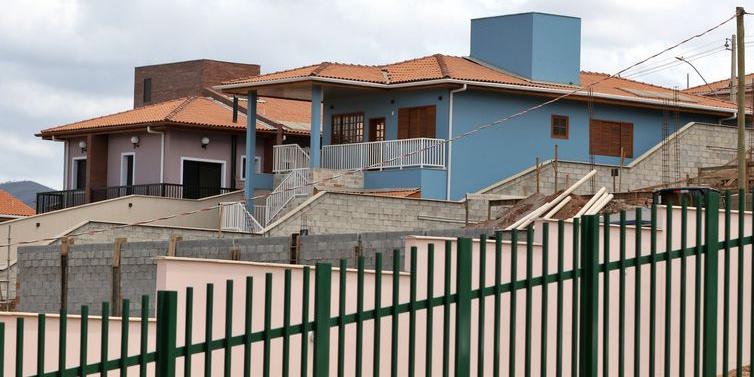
[36,183,236,214]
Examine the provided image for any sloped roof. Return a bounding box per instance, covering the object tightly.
[39,96,310,138]
[683,73,754,96]
[220,54,737,112]
[0,190,35,217]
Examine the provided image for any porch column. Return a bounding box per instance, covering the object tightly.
[245,90,257,211]
[310,84,322,168]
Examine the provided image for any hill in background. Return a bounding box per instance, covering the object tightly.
[0,181,53,208]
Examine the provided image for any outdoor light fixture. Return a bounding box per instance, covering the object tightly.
[201,136,210,149]
[78,140,87,153]
[130,136,140,148]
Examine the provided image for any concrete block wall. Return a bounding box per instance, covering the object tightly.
[17,227,495,316]
[480,123,744,196]
[54,221,250,245]
[312,168,365,191]
[267,192,488,237]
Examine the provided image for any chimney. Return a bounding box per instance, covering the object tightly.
[470,12,581,85]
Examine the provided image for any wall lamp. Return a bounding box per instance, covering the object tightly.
[78,140,87,153]
[131,136,140,148]
[201,136,210,149]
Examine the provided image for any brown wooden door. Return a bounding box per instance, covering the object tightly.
[369,118,386,142]
[397,105,436,139]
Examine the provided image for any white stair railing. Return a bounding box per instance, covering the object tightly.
[221,202,263,233]
[321,137,445,170]
[265,168,313,224]
[273,144,310,173]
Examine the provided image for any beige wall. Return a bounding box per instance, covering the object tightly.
[0,191,243,265]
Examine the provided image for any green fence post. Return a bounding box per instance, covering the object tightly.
[579,215,599,377]
[455,237,472,377]
[313,263,332,377]
[156,291,178,377]
[0,322,4,376]
[702,190,720,377]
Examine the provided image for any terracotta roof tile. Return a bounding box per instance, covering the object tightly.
[222,54,737,112]
[683,73,754,95]
[0,190,35,217]
[39,96,311,137]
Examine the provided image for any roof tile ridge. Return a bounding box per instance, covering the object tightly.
[434,54,450,78]
[585,71,733,105]
[165,97,196,121]
[310,62,332,76]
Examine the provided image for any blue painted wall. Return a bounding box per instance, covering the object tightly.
[323,88,450,143]
[252,173,273,190]
[364,168,447,200]
[470,12,581,85]
[448,89,721,199]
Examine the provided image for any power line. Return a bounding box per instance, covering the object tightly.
[0,12,738,249]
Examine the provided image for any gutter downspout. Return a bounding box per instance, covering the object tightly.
[147,126,165,183]
[720,111,737,125]
[447,84,467,201]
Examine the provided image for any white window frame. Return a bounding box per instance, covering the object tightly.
[179,156,227,187]
[240,155,262,181]
[71,157,87,190]
[120,152,136,186]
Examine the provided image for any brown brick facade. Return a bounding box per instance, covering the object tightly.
[133,60,260,108]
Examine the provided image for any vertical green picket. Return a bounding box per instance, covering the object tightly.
[15,317,23,377]
[556,220,565,377]
[81,305,89,377]
[571,217,579,377]
[243,277,253,377]
[301,267,311,377]
[525,227,533,377]
[409,246,418,377]
[313,263,332,377]
[100,302,109,377]
[619,211,626,377]
[391,250,400,377]
[283,270,292,377]
[263,273,273,377]
[0,322,4,377]
[455,237,472,377]
[541,224,549,377]
[185,286,194,377]
[37,313,46,377]
[680,200,688,377]
[338,259,347,377]
[426,244,435,377]
[664,203,673,377]
[721,191,731,375]
[140,296,148,377]
[510,229,519,377]
[60,307,68,376]
[204,284,213,377]
[477,235,486,377]
[702,190,720,377]
[493,232,503,377]
[156,291,178,377]
[443,240,451,377]
[578,215,599,377]
[374,253,383,377]
[634,208,642,377]
[694,193,702,377]
[224,280,234,377]
[356,256,365,377]
[649,204,657,376]
[120,300,129,377]
[603,213,610,377]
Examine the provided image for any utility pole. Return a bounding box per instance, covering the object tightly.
[736,7,747,191]
[730,34,737,103]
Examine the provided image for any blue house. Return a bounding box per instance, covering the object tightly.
[219,12,736,204]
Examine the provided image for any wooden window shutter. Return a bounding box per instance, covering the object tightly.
[421,105,436,138]
[589,119,633,157]
[620,122,633,157]
[398,108,410,139]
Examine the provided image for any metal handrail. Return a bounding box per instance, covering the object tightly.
[321,137,446,170]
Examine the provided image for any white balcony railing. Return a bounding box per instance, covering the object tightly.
[265,168,313,224]
[273,144,310,173]
[321,138,446,171]
[220,202,263,233]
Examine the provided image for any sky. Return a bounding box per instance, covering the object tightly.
[0,0,752,189]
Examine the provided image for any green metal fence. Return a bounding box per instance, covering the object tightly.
[1,190,752,376]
